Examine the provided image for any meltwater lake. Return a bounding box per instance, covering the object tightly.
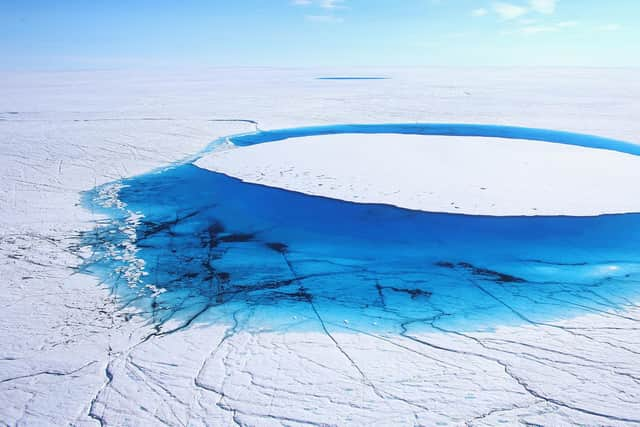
[82,124,640,334]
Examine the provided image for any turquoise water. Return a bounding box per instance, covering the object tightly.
[82,124,640,334]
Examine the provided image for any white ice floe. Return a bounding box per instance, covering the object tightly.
[196,133,640,216]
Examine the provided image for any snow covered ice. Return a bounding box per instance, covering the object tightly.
[2,68,640,426]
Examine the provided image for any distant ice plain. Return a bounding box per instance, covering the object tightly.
[2,68,640,426]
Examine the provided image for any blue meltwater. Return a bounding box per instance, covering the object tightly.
[81,124,640,334]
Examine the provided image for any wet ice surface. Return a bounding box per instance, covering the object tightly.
[85,163,640,335]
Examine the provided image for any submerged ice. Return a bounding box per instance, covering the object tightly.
[82,148,640,333]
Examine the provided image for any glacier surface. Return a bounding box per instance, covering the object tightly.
[2,68,640,426]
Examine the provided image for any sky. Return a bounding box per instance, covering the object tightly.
[1,0,638,70]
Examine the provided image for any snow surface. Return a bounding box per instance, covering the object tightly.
[196,133,640,216]
[1,68,640,426]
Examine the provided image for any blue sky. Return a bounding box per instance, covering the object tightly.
[1,0,638,70]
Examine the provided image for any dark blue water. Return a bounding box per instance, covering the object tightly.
[316,77,389,80]
[230,123,640,156]
[82,124,640,334]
